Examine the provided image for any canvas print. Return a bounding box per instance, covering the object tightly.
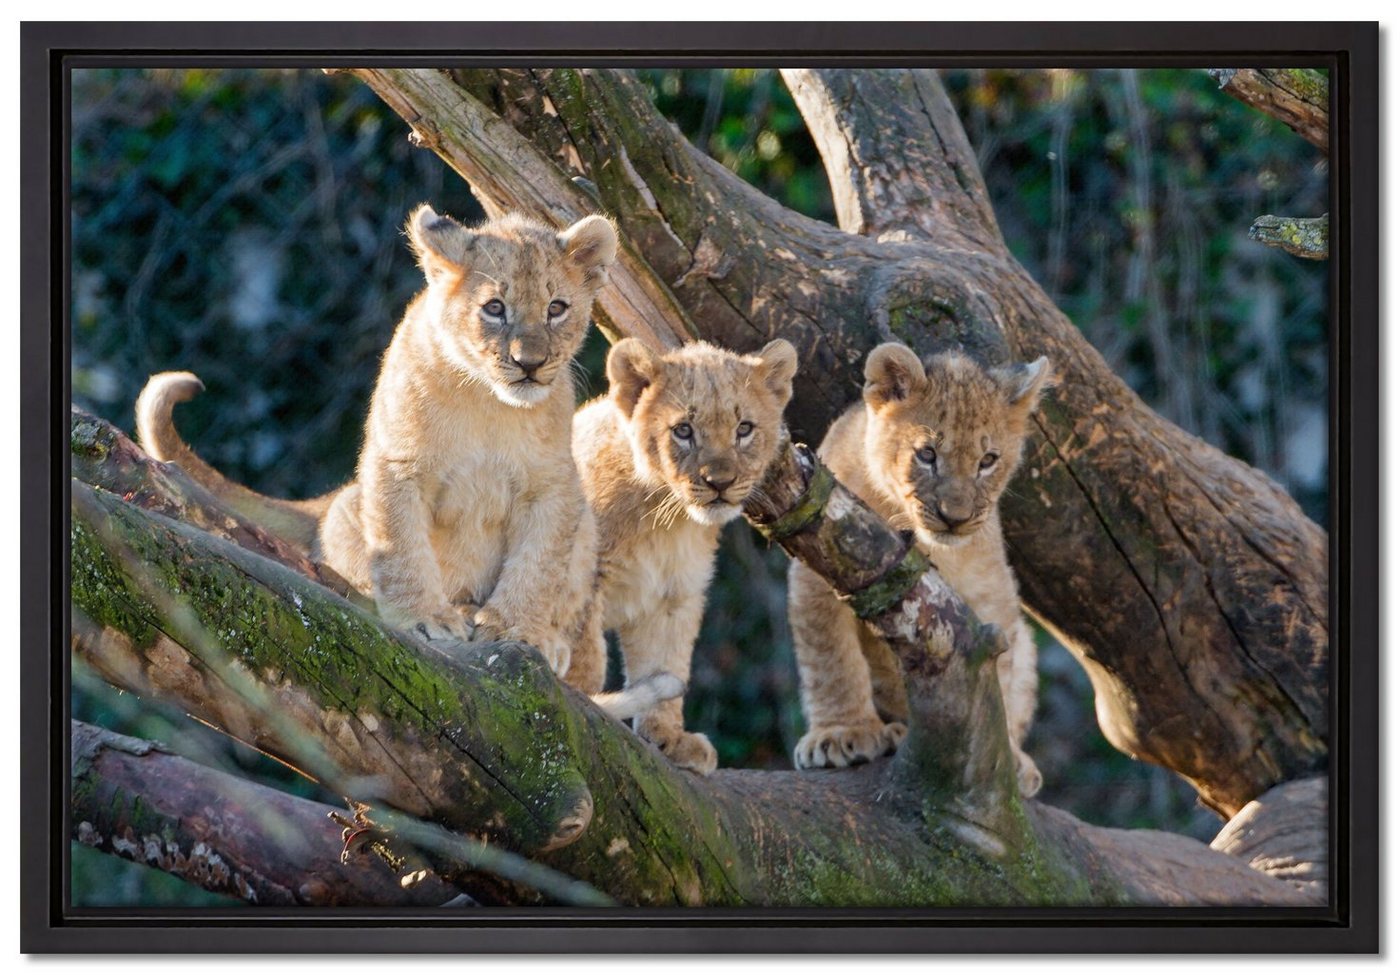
[69,65,1330,909]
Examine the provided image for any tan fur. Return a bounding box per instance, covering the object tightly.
[573,339,798,773]
[138,205,619,685]
[789,342,1051,797]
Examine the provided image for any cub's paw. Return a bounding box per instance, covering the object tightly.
[469,608,571,677]
[465,604,507,643]
[398,607,473,646]
[644,726,718,776]
[1013,747,1043,798]
[794,719,907,770]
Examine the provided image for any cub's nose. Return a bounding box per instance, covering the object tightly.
[935,503,971,529]
[510,353,548,378]
[701,473,737,495]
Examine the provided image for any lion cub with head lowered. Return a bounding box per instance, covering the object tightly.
[573,338,798,773]
[789,342,1051,797]
[138,205,616,685]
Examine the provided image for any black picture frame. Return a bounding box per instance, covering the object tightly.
[22,20,1379,954]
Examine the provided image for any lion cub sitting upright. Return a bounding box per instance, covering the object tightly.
[573,338,798,774]
[788,342,1051,797]
[138,205,617,682]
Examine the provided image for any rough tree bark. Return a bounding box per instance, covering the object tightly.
[71,720,458,907]
[71,411,1319,907]
[349,66,1328,818]
[1205,68,1329,150]
[1249,214,1330,260]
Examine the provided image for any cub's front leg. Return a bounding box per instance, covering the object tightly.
[999,618,1043,798]
[616,590,716,775]
[474,477,591,677]
[361,460,470,645]
[789,561,907,769]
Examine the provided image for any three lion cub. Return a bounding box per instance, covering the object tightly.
[137,203,1045,792]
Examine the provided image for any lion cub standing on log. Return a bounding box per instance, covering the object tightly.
[789,342,1051,797]
[138,206,617,683]
[573,339,798,773]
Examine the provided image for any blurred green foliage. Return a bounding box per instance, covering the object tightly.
[71,65,1323,904]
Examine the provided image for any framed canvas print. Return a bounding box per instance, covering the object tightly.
[21,21,1378,953]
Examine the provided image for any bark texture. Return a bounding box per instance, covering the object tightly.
[70,411,1316,907]
[350,66,1329,817]
[1206,68,1329,150]
[1249,214,1330,260]
[71,720,458,907]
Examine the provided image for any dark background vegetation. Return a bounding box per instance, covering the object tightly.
[70,67,1329,904]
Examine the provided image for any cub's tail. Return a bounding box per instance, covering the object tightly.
[591,673,685,721]
[135,371,337,550]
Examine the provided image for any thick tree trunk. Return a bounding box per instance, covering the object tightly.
[70,411,1315,906]
[349,66,1329,818]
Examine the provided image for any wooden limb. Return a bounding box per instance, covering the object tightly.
[65,477,1047,905]
[780,68,1003,247]
[1211,776,1328,901]
[744,443,1018,835]
[71,478,599,860]
[1249,214,1329,260]
[1207,68,1329,150]
[71,407,361,601]
[1028,804,1320,906]
[71,720,459,907]
[70,425,1313,906]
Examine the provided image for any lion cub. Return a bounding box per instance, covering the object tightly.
[573,339,798,774]
[789,342,1051,797]
[138,205,616,682]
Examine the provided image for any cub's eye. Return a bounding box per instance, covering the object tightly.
[736,421,755,439]
[482,299,506,318]
[672,422,694,442]
[979,452,1000,471]
[916,446,937,466]
[547,299,569,318]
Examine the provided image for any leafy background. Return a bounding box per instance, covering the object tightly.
[70,66,1329,905]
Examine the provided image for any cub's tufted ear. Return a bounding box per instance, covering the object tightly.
[753,339,798,405]
[995,355,1053,413]
[863,342,927,409]
[405,204,475,286]
[558,214,618,287]
[607,338,661,418]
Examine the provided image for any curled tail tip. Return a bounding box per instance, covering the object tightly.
[142,371,206,404]
[135,371,205,457]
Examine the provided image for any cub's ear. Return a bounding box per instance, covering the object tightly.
[558,214,618,287]
[406,204,475,286]
[996,355,1053,412]
[753,339,798,405]
[607,338,660,418]
[863,342,927,409]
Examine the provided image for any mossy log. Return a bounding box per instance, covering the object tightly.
[350,66,1328,818]
[70,413,1314,907]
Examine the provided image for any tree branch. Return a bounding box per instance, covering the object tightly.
[71,410,1313,906]
[71,720,459,907]
[744,442,1018,836]
[1249,213,1329,260]
[780,68,1003,247]
[1206,68,1329,150]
